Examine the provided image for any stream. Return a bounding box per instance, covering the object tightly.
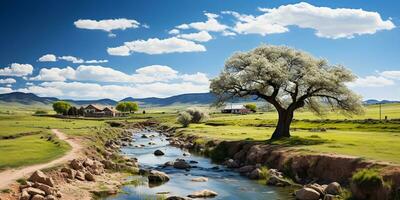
[106,130,295,200]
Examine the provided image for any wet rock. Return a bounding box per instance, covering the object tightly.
[24,187,46,196]
[164,161,174,167]
[31,194,45,200]
[126,161,138,167]
[187,189,218,198]
[28,170,54,187]
[295,187,320,200]
[183,152,190,156]
[236,165,254,174]
[85,172,95,181]
[166,196,188,200]
[191,177,208,182]
[148,170,170,183]
[154,150,165,156]
[325,182,341,195]
[61,167,76,179]
[141,134,148,138]
[189,160,198,164]
[224,159,239,168]
[173,160,191,169]
[70,159,84,171]
[248,168,262,179]
[148,142,156,145]
[305,183,325,196]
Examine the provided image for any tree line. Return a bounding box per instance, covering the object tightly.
[52,101,139,116]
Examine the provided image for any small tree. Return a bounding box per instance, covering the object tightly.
[116,101,139,113]
[186,108,209,123]
[245,103,257,112]
[67,106,78,116]
[211,45,364,140]
[52,101,71,115]
[177,111,193,127]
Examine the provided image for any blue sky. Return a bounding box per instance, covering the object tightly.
[0,0,399,100]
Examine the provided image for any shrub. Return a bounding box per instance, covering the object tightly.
[186,107,209,123]
[177,111,193,127]
[245,103,257,112]
[52,101,71,115]
[352,169,383,188]
[34,110,48,115]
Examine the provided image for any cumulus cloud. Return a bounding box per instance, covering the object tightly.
[0,63,33,77]
[380,71,400,80]
[74,18,140,32]
[0,78,17,84]
[0,87,13,94]
[107,37,206,56]
[223,2,395,38]
[347,75,395,88]
[168,29,180,34]
[38,54,57,62]
[38,54,108,64]
[181,72,210,84]
[30,67,76,81]
[177,31,213,42]
[176,12,228,32]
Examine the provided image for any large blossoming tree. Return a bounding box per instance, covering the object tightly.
[210,45,364,140]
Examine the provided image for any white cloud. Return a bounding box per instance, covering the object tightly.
[224,2,395,38]
[0,87,13,94]
[0,63,33,77]
[381,71,400,80]
[85,59,108,64]
[181,72,209,84]
[0,78,17,84]
[168,29,180,34]
[30,67,76,81]
[38,54,57,62]
[107,37,206,56]
[177,31,213,42]
[177,12,228,32]
[74,18,140,32]
[58,56,84,64]
[347,75,395,88]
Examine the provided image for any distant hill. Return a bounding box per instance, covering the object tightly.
[364,99,400,105]
[121,93,216,106]
[63,99,117,106]
[0,92,57,105]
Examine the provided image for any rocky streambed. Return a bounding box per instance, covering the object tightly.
[105,129,296,200]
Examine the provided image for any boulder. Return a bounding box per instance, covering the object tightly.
[28,170,54,187]
[141,134,148,138]
[187,189,218,198]
[248,168,262,179]
[75,171,85,181]
[323,194,337,200]
[154,150,165,156]
[173,160,191,169]
[267,175,292,187]
[34,182,56,195]
[164,161,174,167]
[20,189,30,200]
[166,196,188,200]
[148,170,170,183]
[236,165,254,174]
[24,187,46,196]
[70,159,84,171]
[85,172,95,181]
[224,159,239,168]
[183,152,190,156]
[126,161,138,167]
[101,160,116,169]
[61,167,76,179]
[83,158,94,167]
[191,177,208,182]
[295,188,320,200]
[306,183,325,196]
[31,194,45,200]
[325,182,341,195]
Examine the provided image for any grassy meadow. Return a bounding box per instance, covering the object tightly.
[1,102,400,170]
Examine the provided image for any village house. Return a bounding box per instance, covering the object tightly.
[81,104,125,117]
[221,104,251,114]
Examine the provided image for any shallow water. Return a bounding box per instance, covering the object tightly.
[106,130,295,200]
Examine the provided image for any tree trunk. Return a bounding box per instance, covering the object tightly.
[270,110,293,140]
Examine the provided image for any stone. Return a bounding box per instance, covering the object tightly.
[85,172,95,181]
[166,196,188,200]
[28,170,54,187]
[173,160,191,169]
[101,160,116,169]
[295,188,320,200]
[141,134,148,138]
[266,175,292,187]
[189,160,198,164]
[164,161,174,167]
[34,182,56,195]
[125,161,138,167]
[83,158,94,167]
[225,159,239,168]
[183,152,190,156]
[70,159,84,171]
[191,177,208,182]
[236,165,254,174]
[323,194,337,200]
[75,171,85,181]
[148,170,170,183]
[61,167,76,179]
[306,183,325,196]
[187,189,218,198]
[248,168,262,179]
[325,182,341,195]
[20,189,30,200]
[24,187,46,196]
[154,150,165,156]
[31,194,45,200]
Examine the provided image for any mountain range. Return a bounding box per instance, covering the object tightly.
[0,92,398,107]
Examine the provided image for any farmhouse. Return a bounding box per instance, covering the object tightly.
[82,104,124,117]
[221,104,251,114]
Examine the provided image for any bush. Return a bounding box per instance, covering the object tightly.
[352,169,383,188]
[245,103,257,112]
[52,101,71,115]
[177,111,193,127]
[34,110,48,115]
[186,107,209,123]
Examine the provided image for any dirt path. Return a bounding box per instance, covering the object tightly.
[0,129,82,189]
